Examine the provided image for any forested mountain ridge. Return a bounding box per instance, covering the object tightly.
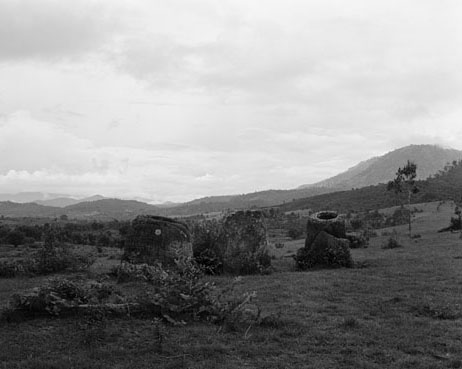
[299,145,462,190]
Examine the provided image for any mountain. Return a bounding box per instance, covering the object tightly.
[64,199,160,220]
[35,197,81,207]
[35,194,108,207]
[299,145,462,190]
[280,158,462,214]
[0,192,70,203]
[159,187,340,217]
[0,201,62,218]
[2,144,461,219]
[0,194,108,208]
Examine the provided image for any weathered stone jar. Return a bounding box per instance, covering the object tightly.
[295,211,352,269]
[123,215,192,266]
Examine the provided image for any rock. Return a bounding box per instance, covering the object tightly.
[295,230,352,270]
[305,211,346,248]
[123,215,192,266]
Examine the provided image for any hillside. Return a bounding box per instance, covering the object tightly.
[159,187,340,216]
[280,159,462,213]
[299,144,462,190]
[0,193,108,208]
[64,199,159,220]
[0,201,62,218]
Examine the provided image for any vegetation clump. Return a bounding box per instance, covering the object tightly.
[2,277,122,320]
[191,220,226,275]
[345,232,368,248]
[382,229,402,249]
[0,234,95,278]
[2,257,260,328]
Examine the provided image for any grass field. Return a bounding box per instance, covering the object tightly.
[1,202,462,368]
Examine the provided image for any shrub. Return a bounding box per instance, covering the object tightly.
[2,277,122,320]
[33,243,95,275]
[0,260,29,278]
[110,262,170,284]
[191,220,226,275]
[363,229,378,238]
[223,249,272,275]
[5,230,26,247]
[287,226,304,240]
[346,232,368,248]
[5,278,88,317]
[382,230,402,249]
[110,258,260,326]
[0,244,94,278]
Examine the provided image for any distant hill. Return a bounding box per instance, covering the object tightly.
[280,159,462,214]
[0,192,69,203]
[0,193,108,207]
[64,198,160,220]
[159,187,340,217]
[2,144,461,219]
[35,197,81,207]
[299,145,462,190]
[0,201,61,218]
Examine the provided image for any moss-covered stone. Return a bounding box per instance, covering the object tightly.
[296,211,352,270]
[123,215,192,266]
[296,231,352,270]
[305,211,346,248]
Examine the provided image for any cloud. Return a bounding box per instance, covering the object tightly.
[0,0,117,61]
[0,1,461,201]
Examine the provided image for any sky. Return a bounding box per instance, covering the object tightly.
[0,0,461,203]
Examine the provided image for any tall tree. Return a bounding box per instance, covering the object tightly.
[387,160,419,238]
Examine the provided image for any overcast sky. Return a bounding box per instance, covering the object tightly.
[0,0,461,202]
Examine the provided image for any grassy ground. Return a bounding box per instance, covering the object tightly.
[1,204,462,368]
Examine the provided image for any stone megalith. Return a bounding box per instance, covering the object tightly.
[223,210,268,254]
[305,211,346,248]
[221,210,270,274]
[295,211,352,270]
[123,215,192,266]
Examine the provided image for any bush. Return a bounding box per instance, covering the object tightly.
[0,260,29,278]
[110,262,169,284]
[112,258,260,325]
[346,232,368,248]
[2,278,121,320]
[5,230,25,247]
[191,220,226,275]
[33,243,94,275]
[382,230,402,249]
[223,249,272,275]
[287,226,304,240]
[0,244,94,278]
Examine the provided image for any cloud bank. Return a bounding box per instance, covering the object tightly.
[0,0,461,201]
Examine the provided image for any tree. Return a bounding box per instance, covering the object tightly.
[6,230,25,247]
[387,160,419,238]
[455,206,461,232]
